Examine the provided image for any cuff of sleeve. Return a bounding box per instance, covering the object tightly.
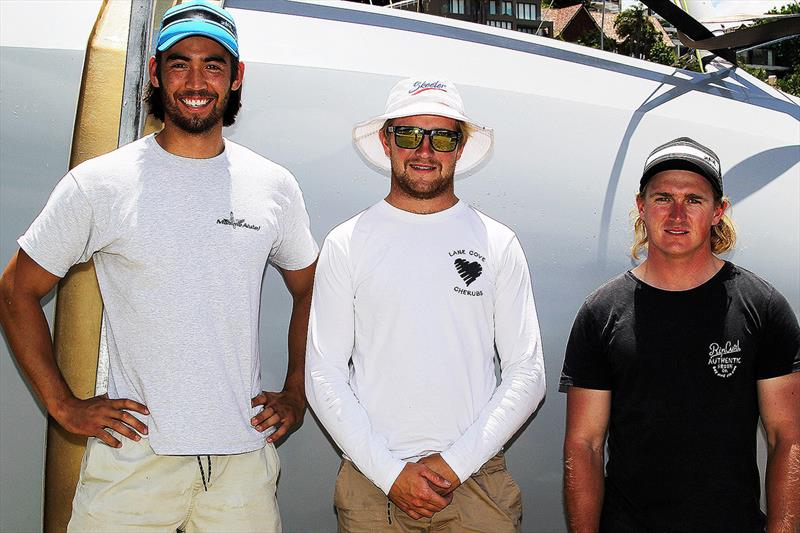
[440,449,473,484]
[18,238,69,278]
[377,460,407,496]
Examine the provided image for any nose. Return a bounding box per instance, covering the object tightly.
[669,201,686,221]
[414,134,434,156]
[185,65,206,91]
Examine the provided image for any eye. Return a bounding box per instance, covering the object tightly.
[206,64,222,71]
[654,197,670,203]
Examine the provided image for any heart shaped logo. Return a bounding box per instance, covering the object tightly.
[454,258,482,286]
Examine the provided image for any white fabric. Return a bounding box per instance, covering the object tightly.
[352,77,494,177]
[19,134,318,454]
[306,200,545,495]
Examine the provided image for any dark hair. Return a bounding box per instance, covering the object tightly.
[144,50,242,127]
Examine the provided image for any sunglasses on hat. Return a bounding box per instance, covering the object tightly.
[386,126,462,152]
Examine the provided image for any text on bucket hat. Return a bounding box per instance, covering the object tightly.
[157,0,238,59]
[640,137,723,196]
[352,78,494,177]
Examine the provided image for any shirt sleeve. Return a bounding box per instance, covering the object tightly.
[559,299,613,392]
[756,287,800,379]
[268,172,318,271]
[17,173,97,277]
[305,233,406,495]
[440,236,546,483]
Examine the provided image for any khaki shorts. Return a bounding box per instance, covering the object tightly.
[68,436,281,533]
[334,454,523,533]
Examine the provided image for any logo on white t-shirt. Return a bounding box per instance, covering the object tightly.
[216,211,261,231]
[449,249,485,296]
[708,340,742,378]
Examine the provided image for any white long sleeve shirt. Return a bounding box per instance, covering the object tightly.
[306,200,545,495]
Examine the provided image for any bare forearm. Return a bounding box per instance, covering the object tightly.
[765,440,800,533]
[564,444,605,533]
[284,290,312,395]
[0,290,74,417]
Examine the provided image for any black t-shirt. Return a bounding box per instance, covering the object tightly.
[560,262,800,533]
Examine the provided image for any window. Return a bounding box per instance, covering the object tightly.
[487,19,512,29]
[517,26,536,33]
[517,2,537,20]
[489,1,513,16]
[448,0,465,14]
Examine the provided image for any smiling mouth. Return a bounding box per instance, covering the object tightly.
[179,97,213,108]
[665,229,689,235]
[409,162,437,171]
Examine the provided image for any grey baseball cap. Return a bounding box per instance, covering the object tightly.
[640,137,723,196]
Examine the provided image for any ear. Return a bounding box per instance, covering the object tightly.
[379,127,392,158]
[712,198,729,225]
[231,60,245,91]
[148,56,159,87]
[635,192,645,217]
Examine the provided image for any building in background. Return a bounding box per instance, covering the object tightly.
[351,0,554,37]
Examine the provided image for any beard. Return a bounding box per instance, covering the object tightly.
[162,89,229,134]
[391,158,454,200]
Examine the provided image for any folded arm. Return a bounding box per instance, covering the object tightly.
[0,250,148,447]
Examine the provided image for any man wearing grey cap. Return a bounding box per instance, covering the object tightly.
[306,77,546,532]
[560,138,800,532]
[0,1,316,530]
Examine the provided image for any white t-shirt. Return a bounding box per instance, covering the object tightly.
[306,200,545,495]
[20,134,318,454]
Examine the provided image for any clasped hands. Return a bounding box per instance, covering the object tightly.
[388,453,462,520]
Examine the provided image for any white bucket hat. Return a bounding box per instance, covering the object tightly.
[353,77,494,176]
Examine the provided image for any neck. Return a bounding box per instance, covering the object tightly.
[632,252,724,291]
[155,121,225,159]
[384,190,459,214]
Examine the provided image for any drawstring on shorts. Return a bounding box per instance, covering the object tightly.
[196,455,212,491]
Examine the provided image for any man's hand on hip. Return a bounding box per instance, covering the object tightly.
[55,394,149,448]
[388,462,453,519]
[251,389,306,443]
[418,453,461,496]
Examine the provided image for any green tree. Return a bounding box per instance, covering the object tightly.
[777,64,800,96]
[649,39,676,66]
[614,6,661,59]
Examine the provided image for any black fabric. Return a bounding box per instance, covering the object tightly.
[560,262,800,533]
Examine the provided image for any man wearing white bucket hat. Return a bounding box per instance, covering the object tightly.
[306,77,546,532]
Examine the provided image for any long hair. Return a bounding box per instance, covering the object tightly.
[144,51,242,127]
[630,191,737,260]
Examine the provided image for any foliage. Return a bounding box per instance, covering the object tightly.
[648,39,676,66]
[577,28,617,51]
[777,64,800,96]
[674,52,703,72]
[614,6,661,59]
[742,64,769,81]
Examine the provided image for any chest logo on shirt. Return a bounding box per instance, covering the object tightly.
[707,340,742,378]
[449,249,485,296]
[216,211,261,232]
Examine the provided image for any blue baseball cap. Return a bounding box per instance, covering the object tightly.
[156,0,239,58]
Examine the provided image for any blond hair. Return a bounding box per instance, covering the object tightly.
[630,194,737,260]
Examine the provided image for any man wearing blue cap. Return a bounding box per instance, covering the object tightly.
[560,138,800,532]
[0,1,317,531]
